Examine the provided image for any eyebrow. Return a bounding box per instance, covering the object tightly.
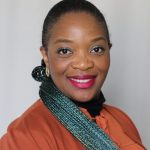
[91,36,106,43]
[54,36,106,44]
[54,39,73,44]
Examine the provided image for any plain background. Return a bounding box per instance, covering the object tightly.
[0,0,150,148]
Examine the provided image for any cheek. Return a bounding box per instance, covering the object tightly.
[48,58,69,77]
[104,56,110,71]
[95,54,110,73]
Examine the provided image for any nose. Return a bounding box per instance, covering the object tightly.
[71,53,94,71]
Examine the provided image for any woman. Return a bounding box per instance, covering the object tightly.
[0,0,146,149]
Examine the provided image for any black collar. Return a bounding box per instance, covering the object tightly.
[72,91,105,117]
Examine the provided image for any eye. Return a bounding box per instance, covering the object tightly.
[57,47,72,55]
[90,46,105,54]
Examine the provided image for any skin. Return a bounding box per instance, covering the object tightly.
[41,12,111,102]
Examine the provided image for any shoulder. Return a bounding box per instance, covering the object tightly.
[103,104,143,145]
[0,100,55,150]
[7,100,48,131]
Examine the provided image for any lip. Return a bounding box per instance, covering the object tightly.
[68,75,96,89]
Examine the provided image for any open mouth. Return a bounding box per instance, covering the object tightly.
[68,75,96,89]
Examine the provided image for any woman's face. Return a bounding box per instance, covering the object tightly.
[41,12,111,102]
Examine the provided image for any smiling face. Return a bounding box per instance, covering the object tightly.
[41,12,111,102]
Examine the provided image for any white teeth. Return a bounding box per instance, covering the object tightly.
[70,78,91,83]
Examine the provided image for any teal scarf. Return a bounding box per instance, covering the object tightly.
[32,65,119,149]
[39,78,119,150]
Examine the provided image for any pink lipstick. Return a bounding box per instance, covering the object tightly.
[68,75,96,89]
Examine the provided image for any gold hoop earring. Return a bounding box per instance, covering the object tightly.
[46,67,50,77]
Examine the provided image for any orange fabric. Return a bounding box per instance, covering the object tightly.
[103,105,143,146]
[0,100,146,150]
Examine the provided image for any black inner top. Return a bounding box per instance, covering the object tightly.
[73,91,105,117]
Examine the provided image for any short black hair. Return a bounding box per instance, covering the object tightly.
[42,0,111,50]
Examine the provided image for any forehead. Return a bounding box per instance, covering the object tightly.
[49,12,106,39]
[56,11,99,25]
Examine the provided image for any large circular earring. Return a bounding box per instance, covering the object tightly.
[46,67,50,77]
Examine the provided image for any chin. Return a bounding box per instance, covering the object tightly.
[70,93,96,103]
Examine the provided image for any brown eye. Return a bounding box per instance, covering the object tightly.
[57,48,72,55]
[90,46,105,54]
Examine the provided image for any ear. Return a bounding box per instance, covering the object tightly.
[40,47,49,67]
[109,43,112,49]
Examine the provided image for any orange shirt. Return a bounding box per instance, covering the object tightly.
[0,100,146,150]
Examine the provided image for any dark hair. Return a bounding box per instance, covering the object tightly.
[42,0,111,50]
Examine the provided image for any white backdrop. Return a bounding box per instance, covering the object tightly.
[0,0,150,148]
